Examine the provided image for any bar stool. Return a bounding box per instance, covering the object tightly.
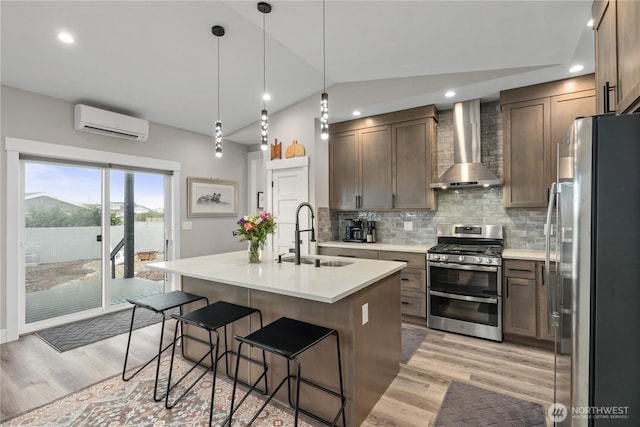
[165,301,267,427]
[122,290,209,401]
[228,317,346,427]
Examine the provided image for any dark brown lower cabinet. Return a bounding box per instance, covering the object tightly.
[503,259,556,341]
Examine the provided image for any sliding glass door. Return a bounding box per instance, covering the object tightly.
[23,160,168,327]
[24,162,103,324]
[108,169,166,306]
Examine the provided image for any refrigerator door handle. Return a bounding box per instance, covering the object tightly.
[545,182,560,327]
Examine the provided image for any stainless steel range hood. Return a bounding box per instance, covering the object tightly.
[431,99,502,188]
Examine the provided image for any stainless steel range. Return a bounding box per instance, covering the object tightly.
[427,224,504,342]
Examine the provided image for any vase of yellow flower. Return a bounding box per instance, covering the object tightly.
[233,211,276,263]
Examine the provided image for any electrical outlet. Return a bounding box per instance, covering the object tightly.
[182,221,193,230]
[362,303,369,325]
[404,221,413,231]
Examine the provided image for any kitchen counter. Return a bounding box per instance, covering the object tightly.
[148,250,405,303]
[320,241,552,262]
[147,250,403,426]
[503,249,550,261]
[318,240,432,254]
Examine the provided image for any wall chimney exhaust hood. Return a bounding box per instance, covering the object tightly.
[431,99,502,188]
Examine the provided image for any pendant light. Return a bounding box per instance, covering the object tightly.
[258,2,271,151]
[320,0,329,141]
[212,25,225,158]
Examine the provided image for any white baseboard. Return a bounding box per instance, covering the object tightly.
[0,328,7,344]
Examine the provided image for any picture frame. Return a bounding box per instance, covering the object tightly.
[257,191,265,209]
[187,177,238,217]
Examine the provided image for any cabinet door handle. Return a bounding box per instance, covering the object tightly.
[401,278,410,281]
[401,301,410,305]
[540,265,545,286]
[506,280,509,298]
[604,81,616,114]
[394,259,409,263]
[392,194,396,207]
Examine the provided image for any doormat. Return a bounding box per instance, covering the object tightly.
[434,381,546,427]
[401,326,427,364]
[35,307,176,353]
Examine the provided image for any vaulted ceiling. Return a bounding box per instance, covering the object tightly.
[1,1,594,144]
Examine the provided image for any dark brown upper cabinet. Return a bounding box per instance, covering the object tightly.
[593,0,640,114]
[329,105,438,211]
[501,75,595,208]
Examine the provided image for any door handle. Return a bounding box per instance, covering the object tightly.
[96,234,102,242]
[604,81,616,113]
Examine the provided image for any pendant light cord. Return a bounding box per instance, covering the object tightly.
[323,0,326,92]
[217,36,220,120]
[263,12,266,109]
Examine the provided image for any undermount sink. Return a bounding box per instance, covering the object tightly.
[281,257,353,267]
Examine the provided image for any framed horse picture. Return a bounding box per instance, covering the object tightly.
[187,177,238,217]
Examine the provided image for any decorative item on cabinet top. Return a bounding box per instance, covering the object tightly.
[285,139,305,158]
[270,139,282,160]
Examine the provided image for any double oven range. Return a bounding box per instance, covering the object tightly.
[427,224,504,342]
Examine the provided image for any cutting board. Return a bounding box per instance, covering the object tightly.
[270,139,282,160]
[285,139,305,158]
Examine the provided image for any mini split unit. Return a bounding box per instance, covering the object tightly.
[74,104,149,141]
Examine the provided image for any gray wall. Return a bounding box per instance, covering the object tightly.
[1,85,249,331]
[333,101,548,249]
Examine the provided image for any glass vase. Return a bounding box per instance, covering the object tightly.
[248,241,262,264]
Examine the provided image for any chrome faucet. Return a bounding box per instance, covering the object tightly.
[294,202,316,265]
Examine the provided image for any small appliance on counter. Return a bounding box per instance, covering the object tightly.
[343,218,367,243]
[366,221,376,243]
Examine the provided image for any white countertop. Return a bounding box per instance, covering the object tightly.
[321,241,551,261]
[502,249,549,261]
[147,251,406,304]
[318,241,432,253]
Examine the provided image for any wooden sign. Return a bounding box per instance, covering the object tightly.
[285,139,305,158]
[270,139,282,160]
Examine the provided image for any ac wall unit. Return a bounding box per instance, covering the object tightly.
[74,104,149,141]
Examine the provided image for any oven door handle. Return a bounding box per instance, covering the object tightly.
[429,290,498,305]
[428,261,498,273]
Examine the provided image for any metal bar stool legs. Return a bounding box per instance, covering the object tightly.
[121,291,209,402]
[228,317,347,427]
[164,301,268,427]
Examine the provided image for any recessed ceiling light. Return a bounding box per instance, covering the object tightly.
[587,19,594,27]
[262,93,271,101]
[445,91,456,98]
[569,64,584,73]
[352,110,361,116]
[58,31,74,44]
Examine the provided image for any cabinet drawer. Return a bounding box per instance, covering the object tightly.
[317,247,379,260]
[401,268,426,293]
[379,251,425,269]
[504,260,536,279]
[401,291,426,317]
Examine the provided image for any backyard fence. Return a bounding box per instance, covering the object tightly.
[25,222,165,264]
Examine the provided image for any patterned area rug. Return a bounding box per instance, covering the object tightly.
[3,356,318,427]
[434,381,545,427]
[401,326,427,364]
[35,307,176,352]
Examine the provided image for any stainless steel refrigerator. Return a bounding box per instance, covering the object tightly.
[545,113,640,426]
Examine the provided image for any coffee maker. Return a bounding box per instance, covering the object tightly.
[343,219,367,242]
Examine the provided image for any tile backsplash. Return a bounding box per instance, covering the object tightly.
[320,101,549,250]
[333,187,548,249]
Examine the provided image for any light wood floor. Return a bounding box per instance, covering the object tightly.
[0,321,554,426]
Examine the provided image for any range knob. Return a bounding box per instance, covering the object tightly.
[458,256,465,262]
[485,258,493,264]
[441,255,449,261]
[476,257,483,263]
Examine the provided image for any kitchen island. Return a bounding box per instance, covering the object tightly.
[148,251,405,426]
